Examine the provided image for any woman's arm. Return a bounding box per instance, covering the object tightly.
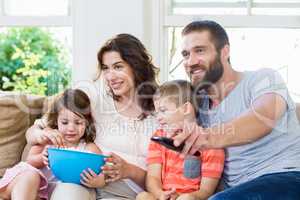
[172,93,287,154]
[26,124,64,146]
[125,162,147,189]
[26,124,47,145]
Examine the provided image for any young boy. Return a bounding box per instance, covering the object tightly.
[137,80,225,200]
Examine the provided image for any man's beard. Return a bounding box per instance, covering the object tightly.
[194,54,224,91]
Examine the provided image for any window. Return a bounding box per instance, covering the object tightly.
[0,0,72,96]
[3,0,69,16]
[156,0,300,102]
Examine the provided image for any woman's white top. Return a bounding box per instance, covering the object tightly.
[82,82,158,193]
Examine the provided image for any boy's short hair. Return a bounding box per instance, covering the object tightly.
[156,80,198,110]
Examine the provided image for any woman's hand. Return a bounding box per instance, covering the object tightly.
[80,169,106,188]
[102,153,130,183]
[38,128,65,146]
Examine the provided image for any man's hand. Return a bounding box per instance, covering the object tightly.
[168,102,209,155]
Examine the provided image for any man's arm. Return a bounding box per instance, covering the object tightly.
[208,93,287,147]
[175,93,287,154]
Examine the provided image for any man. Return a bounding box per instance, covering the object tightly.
[171,20,300,199]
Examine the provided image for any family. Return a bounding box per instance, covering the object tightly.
[1,20,300,200]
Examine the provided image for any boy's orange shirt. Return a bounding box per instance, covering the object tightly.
[147,129,225,193]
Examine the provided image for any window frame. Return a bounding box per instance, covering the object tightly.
[0,0,72,26]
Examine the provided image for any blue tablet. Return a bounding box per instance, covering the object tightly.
[48,147,106,185]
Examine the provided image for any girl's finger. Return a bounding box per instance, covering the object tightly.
[80,180,90,187]
[80,173,90,183]
[88,168,97,177]
[82,170,93,180]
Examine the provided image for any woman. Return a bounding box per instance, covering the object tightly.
[26,34,159,200]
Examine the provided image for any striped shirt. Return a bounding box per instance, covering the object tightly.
[147,129,225,193]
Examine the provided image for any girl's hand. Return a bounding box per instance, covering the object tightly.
[42,145,50,167]
[102,153,129,183]
[38,128,65,146]
[159,188,178,200]
[80,169,106,188]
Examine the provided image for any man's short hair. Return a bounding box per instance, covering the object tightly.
[182,20,229,52]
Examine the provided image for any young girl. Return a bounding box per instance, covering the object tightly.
[0,89,105,200]
[137,80,225,200]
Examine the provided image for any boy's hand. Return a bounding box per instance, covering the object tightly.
[159,188,178,200]
[80,169,106,188]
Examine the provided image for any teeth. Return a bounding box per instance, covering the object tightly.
[111,82,122,88]
[191,69,204,74]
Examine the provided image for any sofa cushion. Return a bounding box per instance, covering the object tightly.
[0,92,45,176]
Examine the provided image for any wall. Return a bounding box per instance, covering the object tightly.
[72,0,150,87]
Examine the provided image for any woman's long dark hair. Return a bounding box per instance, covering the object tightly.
[96,33,159,118]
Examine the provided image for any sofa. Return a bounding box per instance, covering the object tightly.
[0,91,48,177]
[0,91,300,178]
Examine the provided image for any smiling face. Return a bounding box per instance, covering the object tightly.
[181,30,224,87]
[57,108,87,145]
[101,51,135,97]
[154,96,185,130]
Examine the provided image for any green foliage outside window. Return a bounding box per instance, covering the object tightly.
[0,27,71,96]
